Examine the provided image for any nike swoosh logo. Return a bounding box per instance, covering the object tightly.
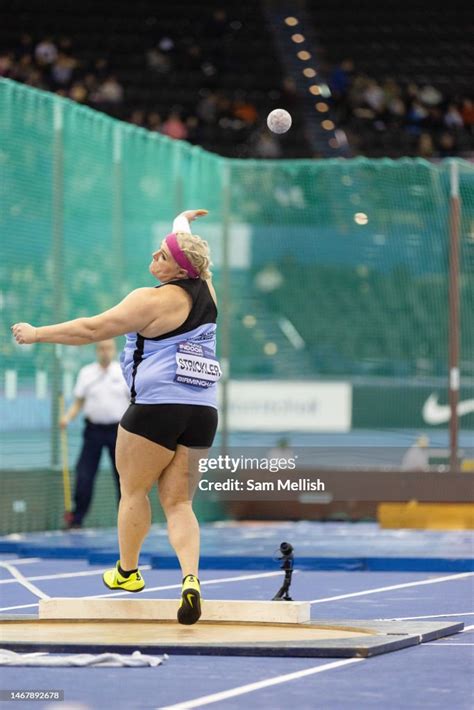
[187,594,194,608]
[422,393,474,425]
[116,575,140,585]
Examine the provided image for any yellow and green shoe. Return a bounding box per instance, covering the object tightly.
[177,574,202,625]
[102,561,145,593]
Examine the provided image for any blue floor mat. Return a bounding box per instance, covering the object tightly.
[0,522,472,571]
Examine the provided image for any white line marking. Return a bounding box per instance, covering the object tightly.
[0,562,49,600]
[0,571,283,611]
[0,558,40,566]
[424,643,474,646]
[157,658,363,710]
[308,572,474,604]
[378,612,474,621]
[462,625,474,632]
[0,565,152,585]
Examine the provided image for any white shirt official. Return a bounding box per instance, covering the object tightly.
[401,446,429,472]
[74,361,130,424]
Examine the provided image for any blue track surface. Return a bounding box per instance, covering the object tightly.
[1,522,473,572]
[0,524,473,709]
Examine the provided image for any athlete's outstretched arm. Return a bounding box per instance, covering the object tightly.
[11,288,159,346]
[173,209,208,234]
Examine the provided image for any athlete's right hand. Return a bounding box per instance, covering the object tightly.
[182,209,208,222]
[59,416,69,429]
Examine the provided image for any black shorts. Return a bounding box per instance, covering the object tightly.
[120,403,218,451]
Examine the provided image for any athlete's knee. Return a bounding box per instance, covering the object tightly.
[161,496,192,518]
[119,474,154,498]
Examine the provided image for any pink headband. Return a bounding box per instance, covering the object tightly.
[164,233,200,279]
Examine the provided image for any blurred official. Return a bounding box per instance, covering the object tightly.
[61,339,130,528]
[401,435,430,472]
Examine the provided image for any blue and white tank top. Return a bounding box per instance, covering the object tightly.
[120,279,220,407]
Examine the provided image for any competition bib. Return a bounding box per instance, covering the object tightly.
[174,341,222,389]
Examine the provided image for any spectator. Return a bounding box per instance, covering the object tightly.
[185,115,201,144]
[35,37,58,66]
[329,58,354,99]
[11,54,33,82]
[387,96,406,124]
[147,111,162,132]
[197,91,219,124]
[130,109,146,126]
[419,84,442,107]
[401,436,430,471]
[363,79,385,114]
[406,100,429,135]
[254,131,281,159]
[461,99,474,133]
[233,98,258,125]
[425,106,444,132]
[24,68,45,89]
[349,74,371,112]
[438,131,458,157]
[444,103,464,130]
[382,78,401,104]
[216,94,232,119]
[91,76,124,104]
[416,132,437,158]
[50,52,77,87]
[162,111,188,140]
[93,57,110,80]
[83,73,99,94]
[147,47,171,74]
[16,33,33,60]
[158,36,174,52]
[405,82,420,103]
[0,52,13,77]
[60,339,130,529]
[69,82,88,103]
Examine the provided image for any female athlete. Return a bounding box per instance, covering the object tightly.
[11,208,220,625]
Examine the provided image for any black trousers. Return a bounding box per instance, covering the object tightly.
[73,419,121,525]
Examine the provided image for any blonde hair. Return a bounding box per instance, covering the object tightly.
[175,231,213,280]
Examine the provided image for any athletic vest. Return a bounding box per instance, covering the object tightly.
[120,279,220,407]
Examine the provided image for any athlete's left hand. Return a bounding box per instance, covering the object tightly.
[11,322,37,344]
[182,209,208,222]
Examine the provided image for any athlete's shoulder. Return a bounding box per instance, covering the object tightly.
[158,281,195,303]
[127,284,188,306]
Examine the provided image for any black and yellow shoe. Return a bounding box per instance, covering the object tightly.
[177,574,202,625]
[102,561,145,593]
